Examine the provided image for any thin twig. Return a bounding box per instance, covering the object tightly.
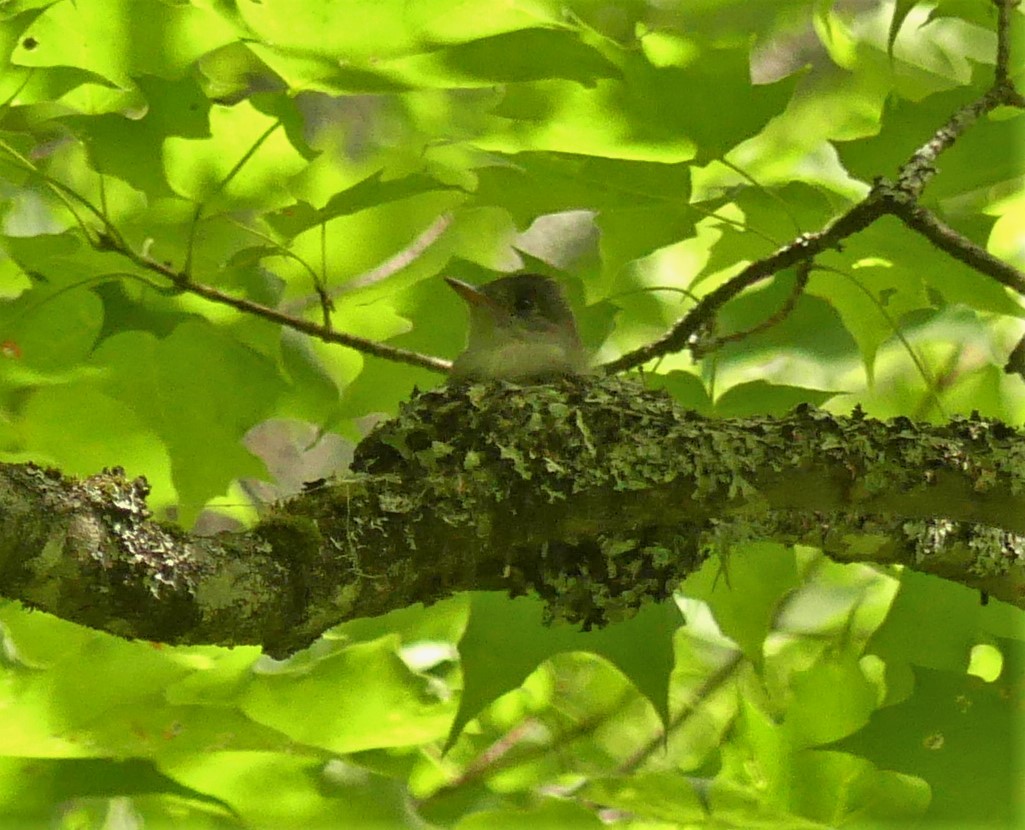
[346,213,453,291]
[318,222,333,329]
[130,252,451,373]
[617,651,745,774]
[183,120,282,277]
[282,213,454,315]
[993,0,1019,86]
[692,259,812,357]
[0,132,451,374]
[812,258,948,418]
[601,198,883,374]
[887,196,1025,295]
[421,689,636,804]
[896,88,1011,198]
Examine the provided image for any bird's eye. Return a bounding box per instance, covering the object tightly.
[513,294,535,313]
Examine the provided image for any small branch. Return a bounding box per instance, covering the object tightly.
[452,720,545,784]
[346,213,454,292]
[896,87,1014,198]
[993,0,1020,86]
[885,195,1025,295]
[899,0,1024,197]
[155,259,451,373]
[315,281,335,330]
[691,259,812,358]
[317,223,333,329]
[2,125,452,375]
[423,692,634,806]
[601,198,883,374]
[603,0,1024,376]
[618,651,744,774]
[282,214,454,314]
[116,221,450,374]
[96,229,452,372]
[0,137,126,249]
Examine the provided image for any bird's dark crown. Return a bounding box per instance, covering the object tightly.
[476,274,574,325]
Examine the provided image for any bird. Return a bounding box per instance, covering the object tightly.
[445,274,588,381]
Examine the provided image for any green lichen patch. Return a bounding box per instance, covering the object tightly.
[278,378,1025,632]
[339,378,729,626]
[69,466,198,598]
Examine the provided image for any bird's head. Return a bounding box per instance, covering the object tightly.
[445,274,587,381]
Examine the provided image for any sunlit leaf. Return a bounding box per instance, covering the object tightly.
[449,593,681,747]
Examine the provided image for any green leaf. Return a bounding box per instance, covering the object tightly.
[940,362,1024,423]
[867,569,980,675]
[377,29,621,88]
[597,205,699,282]
[0,268,103,373]
[712,695,791,813]
[837,642,1024,825]
[472,153,699,279]
[243,43,410,95]
[449,593,682,747]
[836,79,1024,200]
[473,153,694,223]
[276,329,343,424]
[17,385,176,509]
[275,190,464,299]
[12,0,238,86]
[271,171,457,238]
[925,0,1000,28]
[241,635,451,753]
[453,799,604,830]
[0,758,226,822]
[790,750,930,823]
[415,0,567,42]
[681,543,800,664]
[714,381,839,418]
[481,40,798,162]
[808,216,938,379]
[92,322,284,525]
[709,282,859,368]
[582,771,707,823]
[163,100,308,210]
[326,594,469,657]
[644,370,713,415]
[784,654,878,748]
[44,635,191,733]
[162,751,409,827]
[887,0,921,58]
[0,602,95,667]
[61,76,212,197]
[235,0,422,61]
[695,183,842,286]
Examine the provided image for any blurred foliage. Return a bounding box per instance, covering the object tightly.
[0,0,1024,827]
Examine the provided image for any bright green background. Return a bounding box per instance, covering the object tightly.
[1,0,1024,827]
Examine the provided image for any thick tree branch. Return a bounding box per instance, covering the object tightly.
[2,379,1023,656]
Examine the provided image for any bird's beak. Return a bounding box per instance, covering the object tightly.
[445,277,498,311]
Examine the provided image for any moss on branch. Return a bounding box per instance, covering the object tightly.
[2,377,1024,653]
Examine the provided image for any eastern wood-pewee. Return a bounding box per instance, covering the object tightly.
[446,274,588,381]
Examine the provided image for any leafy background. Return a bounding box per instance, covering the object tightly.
[1,0,1023,827]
